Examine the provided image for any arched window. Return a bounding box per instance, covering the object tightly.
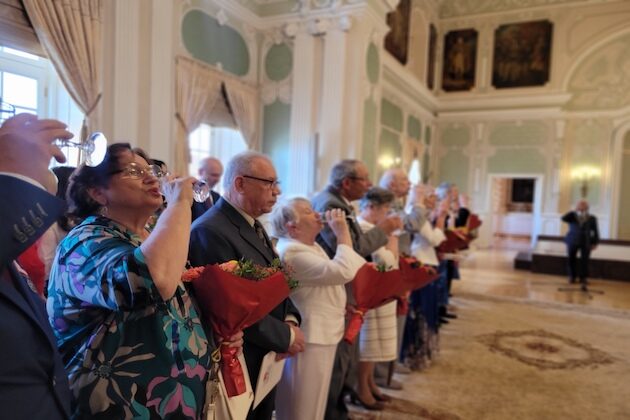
[188,124,247,193]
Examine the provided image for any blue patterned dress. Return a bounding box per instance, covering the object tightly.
[47,216,212,419]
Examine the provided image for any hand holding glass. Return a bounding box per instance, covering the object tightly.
[54,131,107,166]
[158,171,210,203]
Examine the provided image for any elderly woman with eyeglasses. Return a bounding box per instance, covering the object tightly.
[47,143,242,419]
[270,198,365,420]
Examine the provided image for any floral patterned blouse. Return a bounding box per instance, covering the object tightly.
[47,216,212,419]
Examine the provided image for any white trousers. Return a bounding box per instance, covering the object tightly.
[275,343,337,420]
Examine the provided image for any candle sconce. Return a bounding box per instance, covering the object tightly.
[570,165,601,198]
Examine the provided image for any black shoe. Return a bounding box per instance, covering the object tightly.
[443,312,458,319]
[581,284,588,292]
[440,317,450,324]
[569,278,576,284]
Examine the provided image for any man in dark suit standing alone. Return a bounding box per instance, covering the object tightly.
[311,159,402,419]
[562,199,599,291]
[189,151,304,420]
[0,113,73,419]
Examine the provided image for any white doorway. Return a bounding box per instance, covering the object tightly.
[487,174,544,250]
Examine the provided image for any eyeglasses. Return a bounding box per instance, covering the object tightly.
[349,176,370,182]
[242,174,281,189]
[112,163,163,179]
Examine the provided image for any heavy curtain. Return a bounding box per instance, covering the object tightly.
[23,0,102,141]
[174,55,260,174]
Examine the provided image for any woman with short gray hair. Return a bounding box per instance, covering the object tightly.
[271,198,365,420]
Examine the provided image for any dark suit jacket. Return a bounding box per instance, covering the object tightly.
[188,197,300,386]
[311,185,388,259]
[562,211,599,247]
[191,190,221,222]
[0,175,71,419]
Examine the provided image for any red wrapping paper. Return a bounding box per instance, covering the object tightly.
[399,257,440,291]
[343,264,404,344]
[186,264,290,397]
[467,213,482,231]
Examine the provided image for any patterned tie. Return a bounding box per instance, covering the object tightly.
[254,220,269,248]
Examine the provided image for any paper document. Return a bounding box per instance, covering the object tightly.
[252,351,286,409]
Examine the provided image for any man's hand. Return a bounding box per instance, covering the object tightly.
[286,323,305,356]
[218,330,244,355]
[0,113,73,187]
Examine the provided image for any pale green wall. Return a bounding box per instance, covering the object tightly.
[381,99,403,132]
[618,133,630,239]
[442,126,470,147]
[569,122,606,204]
[488,149,546,173]
[181,10,250,76]
[407,116,421,140]
[380,127,402,160]
[262,100,291,184]
[265,43,292,82]
[440,149,469,191]
[489,123,546,146]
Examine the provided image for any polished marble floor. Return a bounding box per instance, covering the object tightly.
[455,242,630,312]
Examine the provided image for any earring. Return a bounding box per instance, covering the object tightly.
[99,206,108,216]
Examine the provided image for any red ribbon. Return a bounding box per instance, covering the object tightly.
[343,309,365,344]
[220,344,246,397]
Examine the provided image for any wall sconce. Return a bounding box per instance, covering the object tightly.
[570,165,601,198]
[378,155,401,169]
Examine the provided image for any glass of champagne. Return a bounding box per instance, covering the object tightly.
[54,131,108,166]
[158,171,210,203]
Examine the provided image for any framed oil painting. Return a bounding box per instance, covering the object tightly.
[492,20,553,88]
[427,23,437,89]
[442,29,478,92]
[384,0,411,65]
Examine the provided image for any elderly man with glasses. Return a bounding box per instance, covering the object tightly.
[189,151,303,420]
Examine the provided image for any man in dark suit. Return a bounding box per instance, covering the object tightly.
[562,199,599,290]
[192,156,223,221]
[189,151,304,420]
[0,113,73,419]
[311,159,402,420]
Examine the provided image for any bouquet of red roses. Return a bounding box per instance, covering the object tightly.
[182,258,296,397]
[437,214,483,254]
[399,256,440,290]
[343,263,404,344]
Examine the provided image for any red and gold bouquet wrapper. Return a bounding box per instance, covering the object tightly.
[343,263,404,344]
[399,257,440,291]
[182,261,290,397]
[436,214,483,255]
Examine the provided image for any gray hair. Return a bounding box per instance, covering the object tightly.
[329,159,362,188]
[379,168,405,189]
[359,187,395,211]
[435,182,453,200]
[270,197,311,238]
[223,151,271,191]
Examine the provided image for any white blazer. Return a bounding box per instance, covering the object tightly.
[410,220,446,267]
[277,237,365,345]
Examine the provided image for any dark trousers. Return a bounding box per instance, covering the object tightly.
[324,337,358,420]
[567,243,590,283]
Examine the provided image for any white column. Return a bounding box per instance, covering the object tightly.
[148,0,175,164]
[286,23,318,197]
[112,0,140,141]
[317,17,350,190]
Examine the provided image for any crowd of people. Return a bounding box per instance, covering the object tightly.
[1,114,475,420]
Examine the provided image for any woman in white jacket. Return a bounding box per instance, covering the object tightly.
[272,198,365,420]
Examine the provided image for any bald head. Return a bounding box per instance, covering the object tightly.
[379,168,410,198]
[198,157,223,189]
[576,199,589,213]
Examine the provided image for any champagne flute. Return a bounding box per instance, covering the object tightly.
[158,171,210,203]
[54,131,107,166]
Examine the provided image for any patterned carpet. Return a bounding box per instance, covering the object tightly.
[348,292,630,419]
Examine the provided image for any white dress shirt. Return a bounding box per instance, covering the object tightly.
[276,237,365,345]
